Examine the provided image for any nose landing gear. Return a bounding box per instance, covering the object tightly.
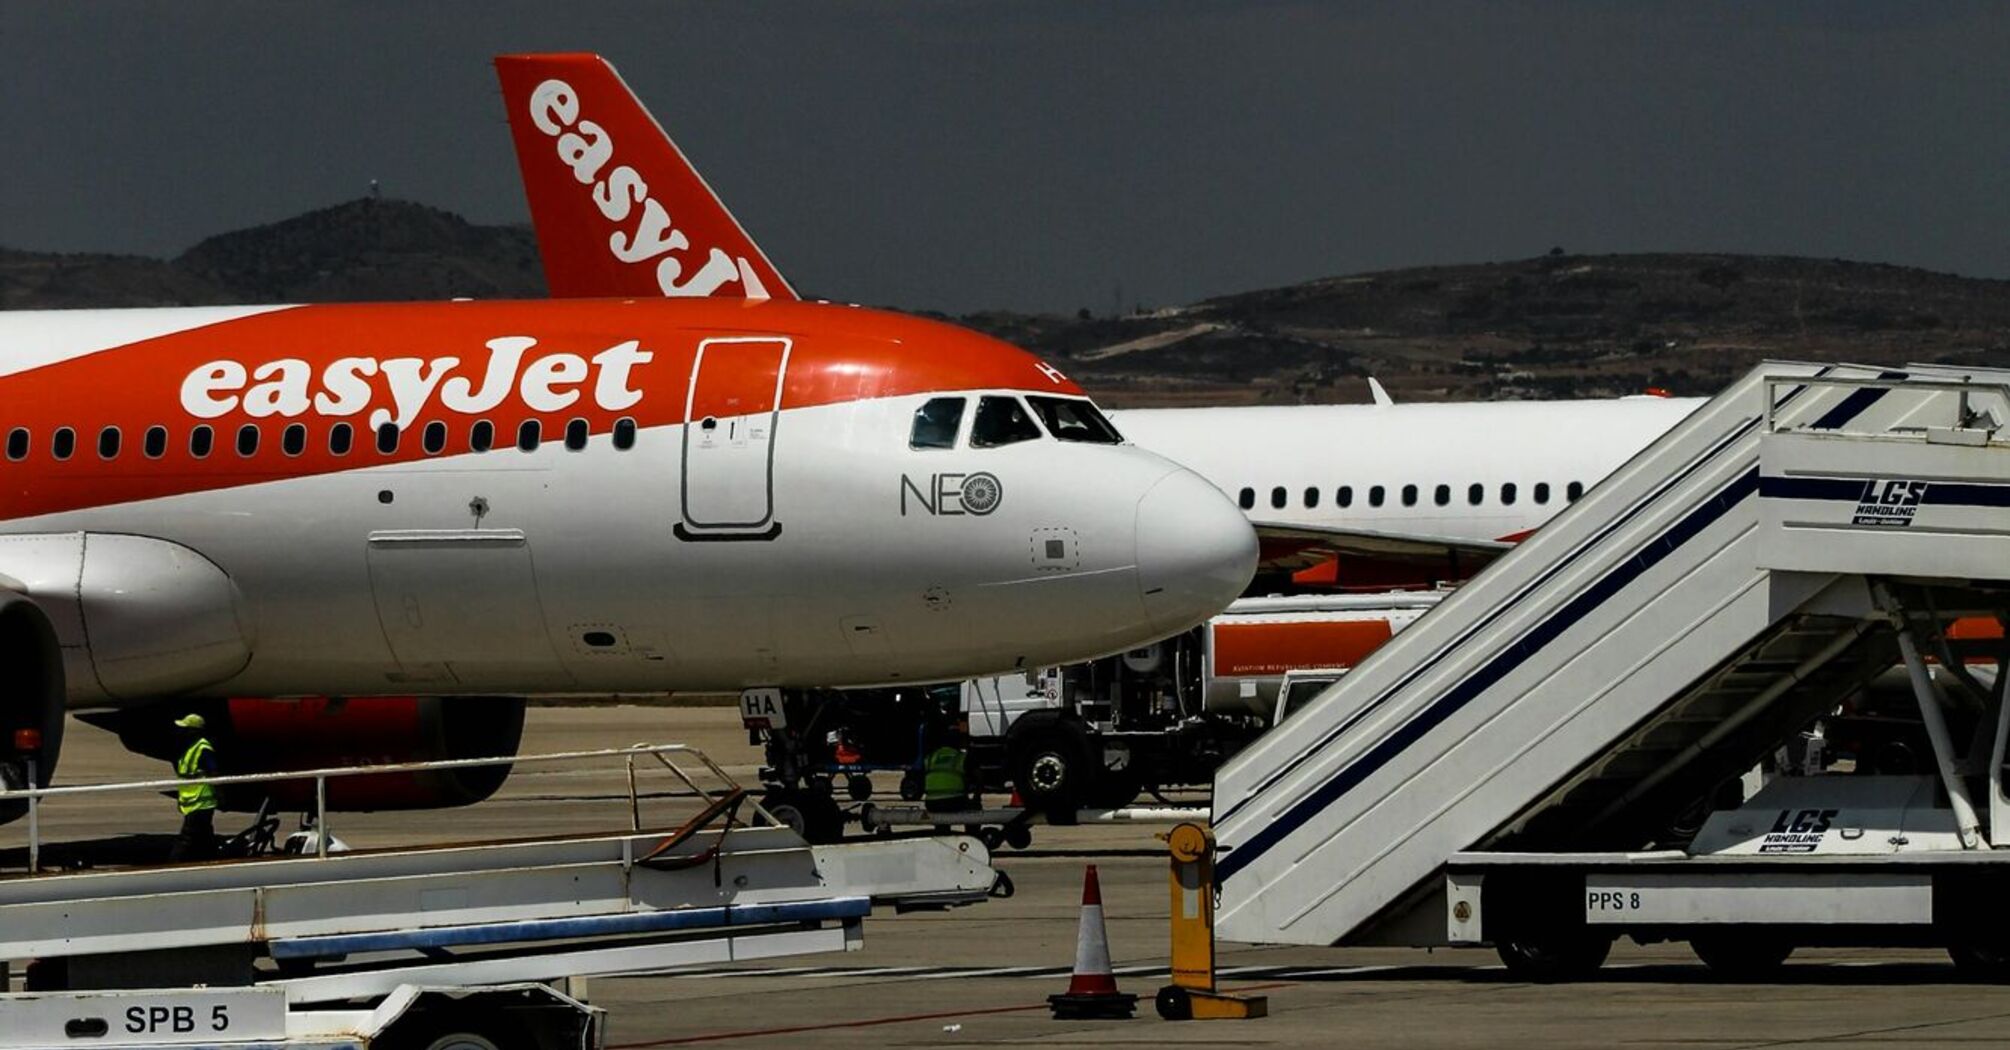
[758,788,843,844]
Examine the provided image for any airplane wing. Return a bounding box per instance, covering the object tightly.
[493,53,798,302]
[1250,520,1512,575]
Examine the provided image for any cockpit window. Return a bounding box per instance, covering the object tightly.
[970,395,1044,448]
[1026,396,1123,444]
[910,397,966,450]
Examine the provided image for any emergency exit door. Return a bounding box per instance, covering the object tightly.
[678,336,790,539]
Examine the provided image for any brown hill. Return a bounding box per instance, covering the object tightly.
[960,253,2010,405]
[176,198,545,303]
[0,250,229,310]
[0,198,545,309]
[5,201,2008,405]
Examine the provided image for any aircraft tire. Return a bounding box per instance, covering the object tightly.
[761,789,844,844]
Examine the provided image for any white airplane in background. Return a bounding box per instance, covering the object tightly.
[495,52,1705,587]
[1111,395,1699,584]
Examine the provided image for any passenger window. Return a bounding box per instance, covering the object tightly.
[236,424,259,457]
[970,396,1042,447]
[329,422,353,456]
[470,420,494,453]
[189,425,213,459]
[908,397,965,450]
[1468,483,1483,505]
[424,420,449,455]
[1238,487,1255,510]
[517,420,541,452]
[1271,486,1287,510]
[1501,482,1517,506]
[97,427,120,460]
[613,417,637,451]
[1534,482,1550,505]
[1369,485,1385,508]
[1401,484,1418,507]
[51,427,74,461]
[1337,485,1353,508]
[1304,487,1320,509]
[282,423,306,457]
[375,423,398,455]
[1026,396,1123,444]
[1568,481,1585,501]
[1433,484,1450,507]
[5,428,26,462]
[142,426,167,459]
[564,418,589,451]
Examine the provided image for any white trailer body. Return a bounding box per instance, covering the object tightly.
[964,592,1443,738]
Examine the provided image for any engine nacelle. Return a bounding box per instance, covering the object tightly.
[88,695,526,813]
[0,532,251,707]
[0,594,66,822]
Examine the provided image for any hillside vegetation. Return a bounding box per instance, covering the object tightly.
[7,201,2006,405]
[0,199,543,310]
[958,253,2010,404]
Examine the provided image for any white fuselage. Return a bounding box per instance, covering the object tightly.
[1113,396,1705,542]
[0,300,1259,709]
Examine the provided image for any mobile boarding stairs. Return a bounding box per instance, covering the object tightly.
[1214,362,2010,978]
[0,744,1000,1047]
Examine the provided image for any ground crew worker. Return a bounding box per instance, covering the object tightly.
[168,713,220,862]
[923,736,971,814]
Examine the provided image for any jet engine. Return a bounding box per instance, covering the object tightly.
[0,594,66,821]
[85,695,526,813]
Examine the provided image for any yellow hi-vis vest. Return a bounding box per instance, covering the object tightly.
[923,746,966,801]
[175,738,218,815]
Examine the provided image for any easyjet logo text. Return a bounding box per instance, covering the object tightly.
[179,337,652,430]
[528,79,768,299]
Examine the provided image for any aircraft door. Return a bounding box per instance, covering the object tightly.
[678,336,790,540]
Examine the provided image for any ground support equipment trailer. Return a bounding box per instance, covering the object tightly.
[0,744,1000,1047]
[737,593,1440,842]
[1213,363,2010,979]
[961,593,1442,812]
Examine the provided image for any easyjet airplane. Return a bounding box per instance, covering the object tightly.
[0,155,1258,813]
[495,52,1704,587]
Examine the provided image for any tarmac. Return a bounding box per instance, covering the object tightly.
[11,705,2010,1048]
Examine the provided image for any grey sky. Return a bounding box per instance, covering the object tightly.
[2,2,2005,313]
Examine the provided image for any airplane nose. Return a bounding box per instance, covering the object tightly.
[1136,468,1259,635]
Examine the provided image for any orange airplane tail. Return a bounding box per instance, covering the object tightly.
[494,52,796,302]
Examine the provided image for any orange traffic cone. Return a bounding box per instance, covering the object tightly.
[1049,865,1138,1019]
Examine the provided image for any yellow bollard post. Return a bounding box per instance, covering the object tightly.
[1156,822,1267,1021]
